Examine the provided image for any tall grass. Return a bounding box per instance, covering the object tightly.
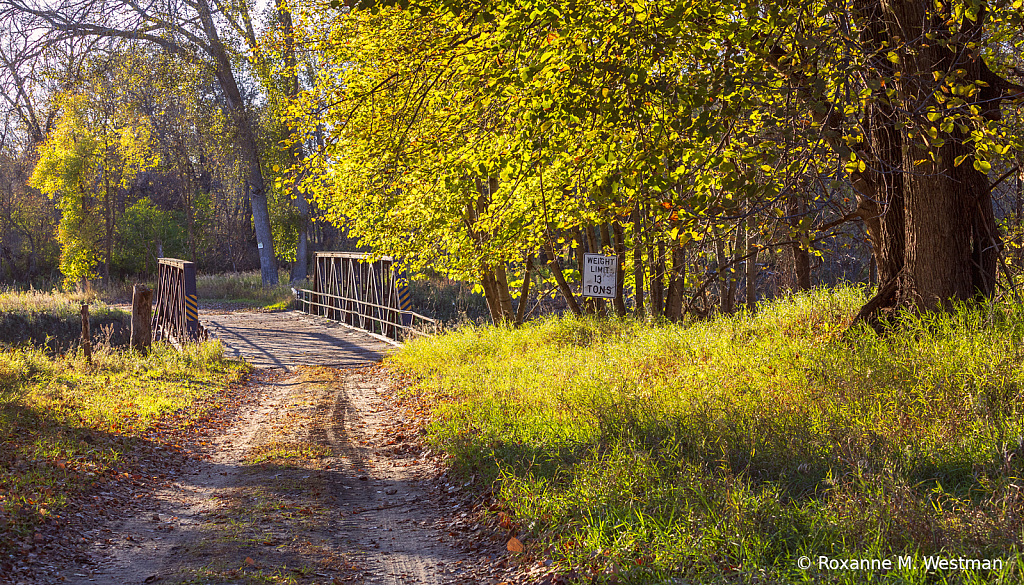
[196,270,295,310]
[391,287,1024,584]
[20,270,297,309]
[0,289,130,350]
[406,275,491,325]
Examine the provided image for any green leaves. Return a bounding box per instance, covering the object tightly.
[30,86,160,282]
[282,0,1024,293]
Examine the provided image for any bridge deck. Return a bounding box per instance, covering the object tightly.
[201,310,393,370]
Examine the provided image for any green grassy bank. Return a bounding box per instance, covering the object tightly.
[0,336,249,556]
[391,287,1024,584]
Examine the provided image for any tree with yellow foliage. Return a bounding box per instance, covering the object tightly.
[30,59,159,286]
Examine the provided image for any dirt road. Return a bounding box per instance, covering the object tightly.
[31,311,518,585]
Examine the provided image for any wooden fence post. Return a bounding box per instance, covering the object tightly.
[131,284,153,354]
[80,303,92,364]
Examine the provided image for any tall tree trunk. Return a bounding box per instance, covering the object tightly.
[103,180,113,281]
[577,227,595,314]
[745,216,758,312]
[574,227,587,279]
[276,0,310,284]
[468,178,514,323]
[600,224,612,254]
[664,245,686,321]
[633,206,645,318]
[291,197,309,282]
[196,0,277,287]
[885,0,996,309]
[1016,168,1023,266]
[493,263,515,320]
[793,245,811,291]
[595,226,609,315]
[722,222,743,313]
[586,225,605,314]
[787,193,811,291]
[855,0,905,293]
[480,269,501,323]
[765,0,1014,317]
[652,240,665,316]
[868,103,906,289]
[612,222,627,317]
[515,255,533,325]
[715,235,728,311]
[545,240,582,316]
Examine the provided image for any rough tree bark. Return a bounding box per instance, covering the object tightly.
[885,0,1005,309]
[664,244,686,321]
[768,0,1022,315]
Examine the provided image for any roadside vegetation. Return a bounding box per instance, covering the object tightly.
[392,286,1024,584]
[0,289,130,350]
[0,294,249,558]
[195,270,296,311]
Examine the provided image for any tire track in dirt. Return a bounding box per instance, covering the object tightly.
[41,311,516,585]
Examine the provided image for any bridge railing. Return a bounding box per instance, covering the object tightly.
[294,252,439,344]
[153,258,207,347]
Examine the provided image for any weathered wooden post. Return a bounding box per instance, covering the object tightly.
[80,303,92,363]
[130,284,153,354]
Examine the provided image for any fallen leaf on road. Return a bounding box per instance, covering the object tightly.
[507,537,524,553]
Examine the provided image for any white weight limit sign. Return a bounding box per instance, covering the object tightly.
[582,253,617,299]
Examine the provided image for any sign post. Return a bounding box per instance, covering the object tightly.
[581,253,617,299]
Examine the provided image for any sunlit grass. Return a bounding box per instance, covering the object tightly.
[0,288,129,350]
[391,286,1024,584]
[0,288,99,312]
[0,339,249,555]
[197,270,295,310]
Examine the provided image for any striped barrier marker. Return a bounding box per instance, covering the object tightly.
[185,293,199,322]
[397,273,412,326]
